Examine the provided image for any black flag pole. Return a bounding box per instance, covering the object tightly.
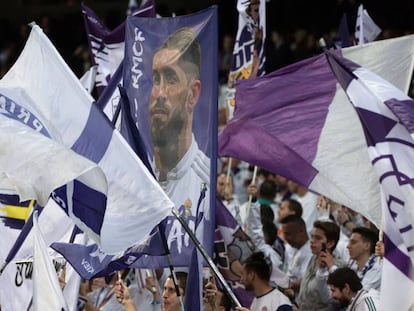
[171,208,242,308]
[158,222,185,311]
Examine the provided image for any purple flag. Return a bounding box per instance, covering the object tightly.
[219,35,414,228]
[123,7,218,267]
[333,14,351,48]
[81,1,155,97]
[51,224,167,280]
[214,198,255,307]
[326,50,414,311]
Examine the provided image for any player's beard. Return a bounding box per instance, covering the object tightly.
[151,101,186,150]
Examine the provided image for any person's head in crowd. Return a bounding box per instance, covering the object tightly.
[162,272,188,311]
[327,267,363,309]
[274,174,289,194]
[217,172,234,201]
[347,227,379,262]
[310,220,340,255]
[240,251,272,293]
[280,215,308,249]
[262,220,278,246]
[258,179,277,202]
[277,198,303,222]
[260,204,275,223]
[210,288,233,311]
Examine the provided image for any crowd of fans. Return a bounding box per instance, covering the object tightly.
[0,2,412,310]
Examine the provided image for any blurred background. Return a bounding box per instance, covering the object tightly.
[0,0,413,78]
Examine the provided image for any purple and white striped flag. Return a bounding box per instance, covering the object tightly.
[0,25,174,254]
[81,1,155,97]
[326,49,414,311]
[219,35,414,228]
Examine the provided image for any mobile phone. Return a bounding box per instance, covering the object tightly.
[321,242,327,252]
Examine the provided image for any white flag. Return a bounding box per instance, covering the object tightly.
[0,25,174,254]
[33,211,69,311]
[355,4,381,45]
[327,49,414,311]
[79,65,97,94]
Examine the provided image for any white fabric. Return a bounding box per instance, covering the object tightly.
[347,288,380,311]
[33,212,69,311]
[309,35,414,228]
[331,57,414,310]
[157,137,210,254]
[0,112,105,207]
[79,65,97,94]
[250,288,292,311]
[355,4,381,45]
[296,191,319,234]
[0,205,76,311]
[0,25,174,254]
[285,241,312,281]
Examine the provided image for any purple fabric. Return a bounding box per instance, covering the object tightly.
[214,199,255,307]
[334,14,351,48]
[51,223,167,279]
[219,53,338,186]
[325,50,360,92]
[81,1,155,96]
[354,107,397,147]
[385,98,414,134]
[71,104,113,163]
[384,232,413,278]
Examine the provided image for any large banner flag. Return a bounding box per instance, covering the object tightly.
[355,4,381,45]
[219,35,414,228]
[0,25,174,254]
[326,50,414,310]
[33,211,69,311]
[123,7,218,266]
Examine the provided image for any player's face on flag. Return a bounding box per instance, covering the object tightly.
[150,48,191,147]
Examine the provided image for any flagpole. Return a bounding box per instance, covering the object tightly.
[171,208,242,308]
[158,223,185,311]
[224,157,233,199]
[244,165,258,230]
[0,204,43,276]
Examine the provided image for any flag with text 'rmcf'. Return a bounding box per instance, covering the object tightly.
[33,211,69,311]
[326,50,414,311]
[0,25,174,254]
[219,35,414,228]
[123,7,218,266]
